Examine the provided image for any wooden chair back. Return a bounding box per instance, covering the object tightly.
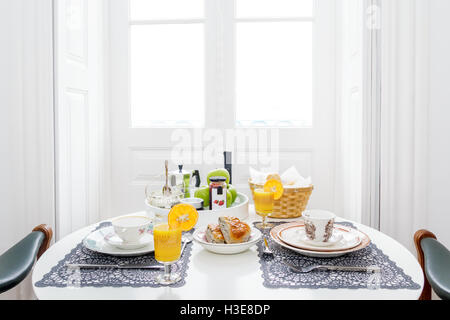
[414,229,437,300]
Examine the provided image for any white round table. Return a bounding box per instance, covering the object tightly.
[32,208,423,300]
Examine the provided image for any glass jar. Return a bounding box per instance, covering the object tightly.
[209,176,228,210]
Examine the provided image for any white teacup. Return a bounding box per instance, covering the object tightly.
[112,216,153,243]
[302,210,336,243]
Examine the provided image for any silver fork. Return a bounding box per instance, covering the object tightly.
[282,260,381,274]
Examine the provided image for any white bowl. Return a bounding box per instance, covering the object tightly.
[145,192,249,226]
[193,227,262,255]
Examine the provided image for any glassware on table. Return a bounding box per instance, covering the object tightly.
[145,185,183,225]
[153,223,183,285]
[254,188,275,229]
[145,185,183,209]
[153,203,199,285]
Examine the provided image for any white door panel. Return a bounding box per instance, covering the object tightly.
[55,0,104,238]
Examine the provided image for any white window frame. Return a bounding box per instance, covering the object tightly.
[109,0,332,130]
[107,0,340,217]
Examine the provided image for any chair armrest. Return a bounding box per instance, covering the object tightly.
[32,224,53,259]
[421,238,450,300]
[414,229,436,300]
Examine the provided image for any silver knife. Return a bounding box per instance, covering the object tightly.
[66,263,164,270]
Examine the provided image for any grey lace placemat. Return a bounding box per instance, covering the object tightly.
[256,222,421,290]
[35,222,193,288]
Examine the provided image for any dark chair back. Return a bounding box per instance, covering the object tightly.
[414,230,450,300]
[0,224,52,294]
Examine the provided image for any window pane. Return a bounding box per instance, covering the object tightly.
[130,0,204,20]
[236,22,313,127]
[236,0,313,18]
[130,24,205,127]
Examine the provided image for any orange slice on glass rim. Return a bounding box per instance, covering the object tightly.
[264,179,284,200]
[168,204,199,231]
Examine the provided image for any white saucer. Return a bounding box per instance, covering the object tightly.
[297,229,343,247]
[104,230,153,250]
[83,226,154,257]
[278,225,361,252]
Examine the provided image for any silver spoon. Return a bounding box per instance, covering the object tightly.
[181,233,194,257]
[162,160,172,196]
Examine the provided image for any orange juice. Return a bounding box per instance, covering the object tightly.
[153,224,182,263]
[254,189,274,216]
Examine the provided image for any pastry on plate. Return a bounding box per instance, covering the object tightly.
[205,224,225,244]
[218,217,251,244]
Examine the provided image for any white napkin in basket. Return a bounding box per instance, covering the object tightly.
[249,166,312,188]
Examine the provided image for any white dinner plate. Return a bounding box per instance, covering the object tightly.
[278,225,361,252]
[83,226,155,257]
[193,227,262,255]
[270,223,371,258]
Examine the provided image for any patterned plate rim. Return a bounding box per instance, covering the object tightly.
[270,222,371,255]
[277,225,362,252]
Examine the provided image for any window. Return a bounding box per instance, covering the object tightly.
[127,0,314,128]
[129,0,205,127]
[236,0,313,127]
[109,0,337,215]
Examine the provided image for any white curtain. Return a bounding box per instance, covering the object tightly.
[426,1,450,249]
[379,0,430,252]
[0,0,54,299]
[334,0,364,224]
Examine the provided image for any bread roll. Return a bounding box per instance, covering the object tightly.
[205,224,225,244]
[218,217,251,244]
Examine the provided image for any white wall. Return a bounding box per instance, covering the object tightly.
[0,0,55,299]
[427,0,450,248]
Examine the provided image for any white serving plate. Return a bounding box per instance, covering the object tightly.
[145,192,249,226]
[193,227,262,255]
[270,222,371,258]
[83,226,155,257]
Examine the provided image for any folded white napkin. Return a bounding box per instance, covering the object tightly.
[249,167,268,185]
[280,166,312,188]
[249,166,312,188]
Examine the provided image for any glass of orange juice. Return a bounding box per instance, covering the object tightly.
[153,223,182,285]
[254,189,275,229]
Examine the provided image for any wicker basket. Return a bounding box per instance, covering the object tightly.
[248,179,313,219]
